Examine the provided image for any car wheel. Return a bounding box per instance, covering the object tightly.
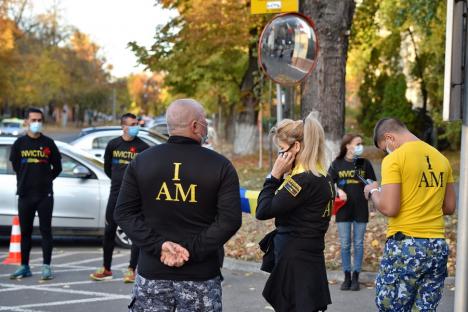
[115,226,132,249]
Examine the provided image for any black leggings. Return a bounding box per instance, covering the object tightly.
[103,192,139,271]
[18,194,54,265]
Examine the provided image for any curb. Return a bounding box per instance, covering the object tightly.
[223,257,456,285]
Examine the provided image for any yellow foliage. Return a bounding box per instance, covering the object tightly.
[70,30,99,62]
[0,18,16,54]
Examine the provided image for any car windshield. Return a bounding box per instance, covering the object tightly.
[2,122,21,128]
[64,146,104,169]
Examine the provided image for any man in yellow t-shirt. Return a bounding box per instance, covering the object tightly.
[363,118,456,312]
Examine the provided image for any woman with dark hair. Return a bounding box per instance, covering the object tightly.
[256,113,334,312]
[328,134,376,291]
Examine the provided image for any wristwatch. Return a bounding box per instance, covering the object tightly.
[369,187,381,199]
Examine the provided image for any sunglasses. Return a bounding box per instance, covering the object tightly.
[278,143,295,155]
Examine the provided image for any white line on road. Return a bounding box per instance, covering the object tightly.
[0,266,95,278]
[59,253,128,266]
[0,282,130,298]
[0,296,129,310]
[0,307,46,312]
[0,277,125,292]
[29,251,82,263]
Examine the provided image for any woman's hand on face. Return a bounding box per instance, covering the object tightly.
[271,152,295,179]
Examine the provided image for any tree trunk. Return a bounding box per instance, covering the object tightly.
[234,33,260,154]
[300,0,356,147]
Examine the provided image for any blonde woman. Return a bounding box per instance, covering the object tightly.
[256,113,335,312]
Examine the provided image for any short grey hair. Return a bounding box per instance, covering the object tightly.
[373,118,407,147]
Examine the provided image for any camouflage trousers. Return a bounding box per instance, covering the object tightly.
[375,237,448,312]
[129,274,222,312]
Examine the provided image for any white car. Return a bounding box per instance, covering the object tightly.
[70,128,167,159]
[0,137,131,248]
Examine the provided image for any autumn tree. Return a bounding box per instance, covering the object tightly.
[0,1,116,122]
[300,1,356,149]
[127,73,166,116]
[131,0,270,149]
[348,0,458,148]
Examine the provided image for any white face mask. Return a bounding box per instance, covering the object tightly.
[354,144,364,157]
[385,141,394,154]
[29,121,43,134]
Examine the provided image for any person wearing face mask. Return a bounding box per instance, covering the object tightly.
[90,113,149,283]
[363,118,455,311]
[113,99,241,311]
[328,134,376,291]
[9,108,62,280]
[256,113,335,312]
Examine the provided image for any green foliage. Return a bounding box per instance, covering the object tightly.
[129,0,269,124]
[349,0,460,148]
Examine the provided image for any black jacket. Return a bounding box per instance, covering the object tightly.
[114,136,242,281]
[256,166,334,311]
[9,134,62,196]
[256,168,334,239]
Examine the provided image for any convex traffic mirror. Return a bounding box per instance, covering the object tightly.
[258,13,319,85]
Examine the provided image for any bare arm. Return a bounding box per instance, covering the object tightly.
[442,183,456,215]
[365,183,401,217]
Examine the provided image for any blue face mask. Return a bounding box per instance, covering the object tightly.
[354,144,364,157]
[29,122,43,134]
[128,126,139,137]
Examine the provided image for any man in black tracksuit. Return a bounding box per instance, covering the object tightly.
[90,113,149,283]
[9,108,62,280]
[114,99,241,311]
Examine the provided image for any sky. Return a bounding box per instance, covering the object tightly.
[33,0,175,78]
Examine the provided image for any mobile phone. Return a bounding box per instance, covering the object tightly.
[356,174,373,185]
[353,158,370,184]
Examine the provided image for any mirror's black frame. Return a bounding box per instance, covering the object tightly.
[258,12,320,86]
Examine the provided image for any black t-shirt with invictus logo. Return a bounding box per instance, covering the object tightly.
[328,158,376,222]
[103,136,149,193]
[9,134,62,197]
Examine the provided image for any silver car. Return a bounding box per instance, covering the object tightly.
[70,128,166,159]
[0,137,131,248]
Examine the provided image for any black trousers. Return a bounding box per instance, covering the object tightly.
[18,194,54,265]
[103,192,139,270]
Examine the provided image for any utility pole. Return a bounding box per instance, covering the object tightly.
[445,0,468,309]
[276,84,283,124]
[454,2,468,308]
[112,88,116,122]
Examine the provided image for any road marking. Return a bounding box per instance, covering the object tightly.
[0,282,130,298]
[0,277,125,292]
[29,251,81,263]
[59,253,128,266]
[0,296,129,310]
[0,267,94,278]
[0,307,46,312]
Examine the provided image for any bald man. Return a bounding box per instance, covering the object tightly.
[114,99,242,312]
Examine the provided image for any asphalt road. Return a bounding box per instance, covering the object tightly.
[0,242,455,312]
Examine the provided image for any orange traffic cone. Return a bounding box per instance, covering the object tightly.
[3,216,21,265]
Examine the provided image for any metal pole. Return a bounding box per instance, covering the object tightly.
[455,116,468,312]
[268,81,273,170]
[454,1,468,306]
[112,88,116,122]
[276,84,283,124]
[258,106,263,169]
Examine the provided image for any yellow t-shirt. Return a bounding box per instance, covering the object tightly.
[381,140,454,238]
